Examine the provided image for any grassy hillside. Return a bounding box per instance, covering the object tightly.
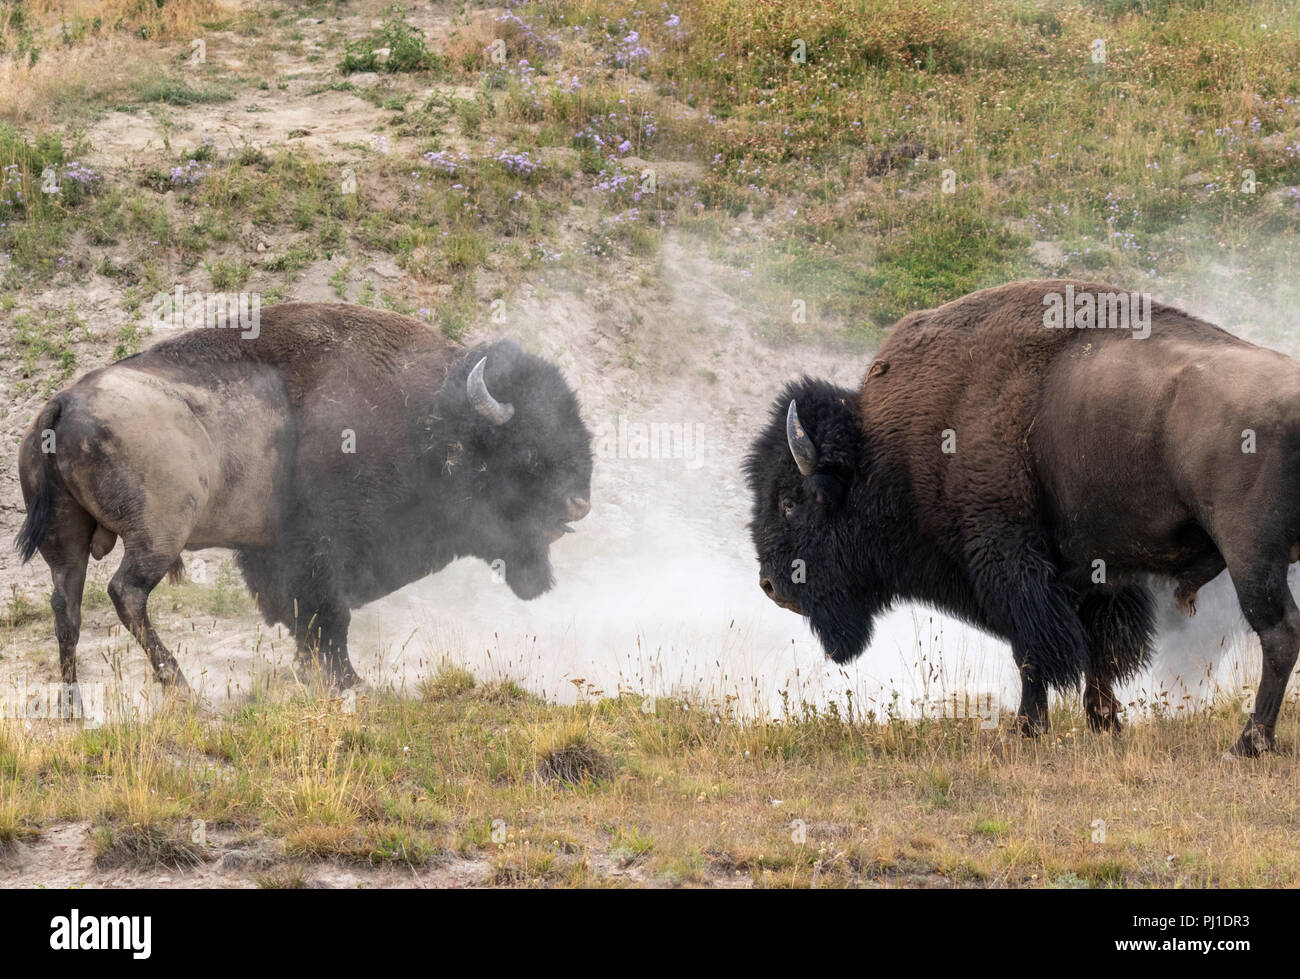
[1,0,1297,345]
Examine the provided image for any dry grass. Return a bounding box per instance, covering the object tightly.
[13,0,226,41]
[3,677,1300,887]
[532,712,615,787]
[0,0,231,123]
[91,823,206,871]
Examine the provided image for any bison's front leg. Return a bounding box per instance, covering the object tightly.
[292,600,361,691]
[1083,679,1122,733]
[1016,665,1050,736]
[968,527,1090,739]
[1078,584,1155,733]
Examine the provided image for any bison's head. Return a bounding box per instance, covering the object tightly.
[744,378,877,663]
[444,339,593,600]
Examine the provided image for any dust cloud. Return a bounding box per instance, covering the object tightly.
[353,444,1020,722]
[10,245,1279,724]
[353,243,1297,722]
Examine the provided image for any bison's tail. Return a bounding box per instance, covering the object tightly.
[15,399,63,563]
[166,557,186,585]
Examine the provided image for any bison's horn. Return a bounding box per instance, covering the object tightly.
[468,357,515,425]
[786,400,817,476]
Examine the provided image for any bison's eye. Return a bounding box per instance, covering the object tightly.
[780,497,796,520]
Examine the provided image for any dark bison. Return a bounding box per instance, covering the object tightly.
[16,303,592,693]
[746,279,1300,756]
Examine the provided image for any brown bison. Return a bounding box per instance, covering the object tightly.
[16,303,592,695]
[746,279,1300,756]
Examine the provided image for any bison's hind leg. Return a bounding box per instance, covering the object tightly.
[108,544,191,692]
[1078,583,1155,733]
[38,488,95,716]
[1225,554,1300,757]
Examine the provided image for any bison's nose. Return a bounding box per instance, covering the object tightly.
[566,496,590,522]
[760,576,802,613]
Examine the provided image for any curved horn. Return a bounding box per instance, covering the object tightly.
[786,400,817,476]
[467,357,515,425]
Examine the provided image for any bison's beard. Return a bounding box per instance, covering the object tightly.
[502,545,555,600]
[806,601,874,665]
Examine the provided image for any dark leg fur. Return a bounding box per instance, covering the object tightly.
[1078,584,1155,733]
[280,541,360,689]
[290,600,358,689]
[1016,658,1050,736]
[238,547,360,689]
[967,526,1089,736]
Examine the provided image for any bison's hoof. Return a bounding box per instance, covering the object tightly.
[57,682,83,723]
[1086,710,1123,734]
[1231,724,1274,758]
[157,669,192,695]
[334,672,367,695]
[1017,715,1048,738]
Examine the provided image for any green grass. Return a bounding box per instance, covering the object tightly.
[420,664,477,701]
[11,304,88,395]
[122,72,236,107]
[544,0,1300,337]
[3,0,1299,341]
[973,818,1012,839]
[150,561,257,620]
[205,257,252,291]
[339,5,445,76]
[2,587,49,628]
[863,200,1027,329]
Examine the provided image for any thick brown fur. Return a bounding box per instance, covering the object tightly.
[748,280,1300,755]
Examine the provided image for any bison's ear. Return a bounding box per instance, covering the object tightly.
[809,472,848,509]
[485,337,524,369]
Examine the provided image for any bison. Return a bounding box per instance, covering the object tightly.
[746,279,1300,756]
[16,303,592,694]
